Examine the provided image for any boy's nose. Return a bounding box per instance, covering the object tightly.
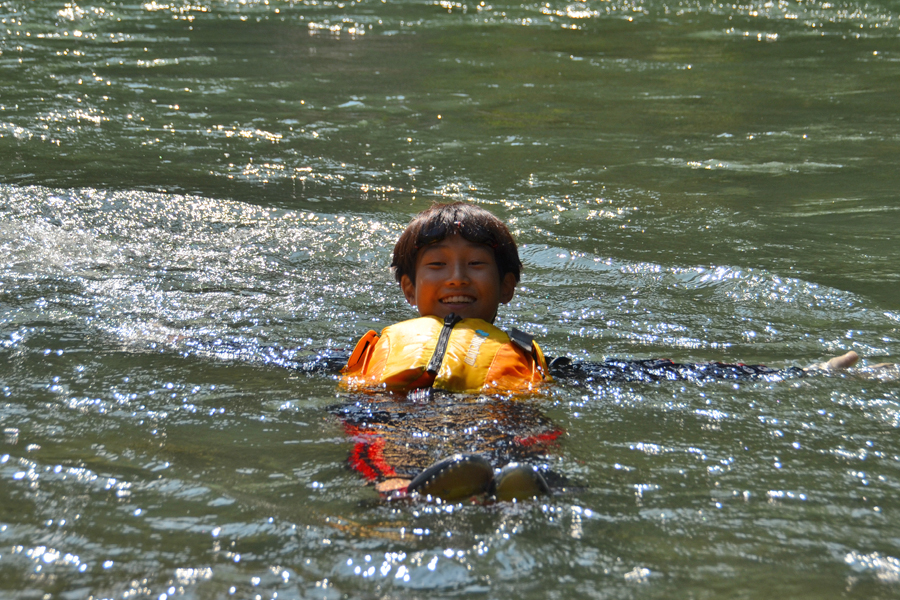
[447,262,470,284]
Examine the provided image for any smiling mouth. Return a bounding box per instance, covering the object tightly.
[440,295,475,304]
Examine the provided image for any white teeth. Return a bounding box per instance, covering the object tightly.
[441,296,475,304]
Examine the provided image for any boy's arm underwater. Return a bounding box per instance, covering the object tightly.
[173,336,892,382]
[295,346,893,383]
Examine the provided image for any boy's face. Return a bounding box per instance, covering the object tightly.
[400,234,516,323]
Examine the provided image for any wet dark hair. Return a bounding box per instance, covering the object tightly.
[391,202,522,285]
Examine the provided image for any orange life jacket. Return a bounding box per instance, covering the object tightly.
[341,315,550,394]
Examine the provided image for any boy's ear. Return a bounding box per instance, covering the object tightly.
[400,275,417,307]
[499,273,517,304]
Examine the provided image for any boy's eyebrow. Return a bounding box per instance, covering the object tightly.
[417,244,446,254]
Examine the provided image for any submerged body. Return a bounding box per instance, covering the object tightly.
[338,311,557,499]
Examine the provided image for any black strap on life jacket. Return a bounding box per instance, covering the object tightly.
[509,328,535,354]
[424,315,542,385]
[426,313,463,375]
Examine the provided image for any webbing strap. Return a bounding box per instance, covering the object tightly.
[426,313,462,375]
[509,328,535,354]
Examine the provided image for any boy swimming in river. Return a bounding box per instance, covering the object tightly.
[341,201,859,396]
[341,201,550,395]
[336,201,866,501]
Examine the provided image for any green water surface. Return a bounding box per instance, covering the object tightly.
[1,0,899,598]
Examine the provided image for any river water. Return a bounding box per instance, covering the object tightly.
[1,0,899,598]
